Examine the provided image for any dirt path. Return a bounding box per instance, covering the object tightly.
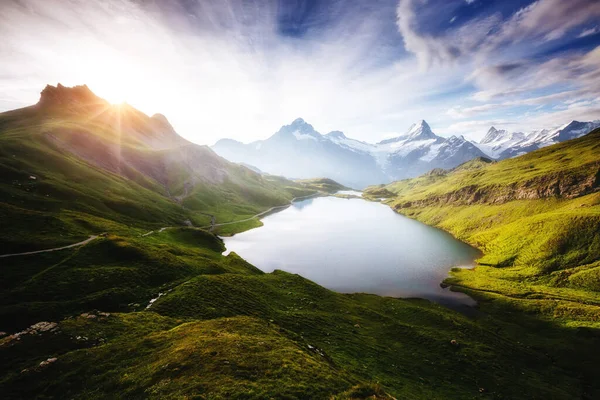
[206,193,321,229]
[2,193,324,257]
[0,235,100,258]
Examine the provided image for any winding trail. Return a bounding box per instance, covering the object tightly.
[203,193,321,230]
[0,235,100,258]
[1,193,325,258]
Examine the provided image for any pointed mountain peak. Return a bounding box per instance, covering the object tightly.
[480,126,507,144]
[272,118,321,141]
[447,134,466,143]
[291,117,307,126]
[325,130,346,139]
[405,119,436,141]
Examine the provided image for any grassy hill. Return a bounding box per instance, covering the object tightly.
[1,86,600,398]
[365,129,600,328]
[0,85,328,253]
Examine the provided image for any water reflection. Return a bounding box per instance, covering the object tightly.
[224,196,481,309]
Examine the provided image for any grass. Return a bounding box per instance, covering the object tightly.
[364,130,600,329]
[2,87,600,399]
[0,101,333,252]
[3,238,598,398]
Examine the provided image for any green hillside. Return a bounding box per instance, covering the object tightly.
[0,85,326,253]
[366,129,600,328]
[2,86,600,399]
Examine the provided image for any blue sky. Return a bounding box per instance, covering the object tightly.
[0,0,599,143]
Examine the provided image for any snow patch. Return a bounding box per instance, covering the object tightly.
[293,131,318,141]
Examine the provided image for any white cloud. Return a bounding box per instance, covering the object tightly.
[396,0,600,69]
[1,0,599,146]
[0,0,455,144]
[578,26,600,38]
[396,0,499,69]
[497,0,600,42]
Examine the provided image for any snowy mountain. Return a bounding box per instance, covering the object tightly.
[212,118,600,188]
[212,118,387,189]
[212,119,485,188]
[475,120,600,159]
[476,127,527,159]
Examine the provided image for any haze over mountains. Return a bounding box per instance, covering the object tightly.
[213,118,600,188]
[0,84,330,253]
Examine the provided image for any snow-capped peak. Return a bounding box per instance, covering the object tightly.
[291,117,306,125]
[406,120,436,141]
[480,126,508,144]
[377,120,437,145]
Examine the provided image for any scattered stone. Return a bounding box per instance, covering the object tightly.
[479,388,486,393]
[98,312,111,317]
[30,322,57,332]
[450,339,459,346]
[0,332,6,337]
[39,357,57,368]
[2,322,59,345]
[29,175,37,180]
[80,313,89,318]
[307,344,314,350]
[354,324,361,328]
[86,314,97,319]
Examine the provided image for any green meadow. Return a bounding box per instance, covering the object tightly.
[2,90,599,398]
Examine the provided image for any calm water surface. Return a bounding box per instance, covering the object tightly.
[223,195,481,308]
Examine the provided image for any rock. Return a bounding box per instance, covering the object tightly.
[30,322,57,332]
[0,331,6,337]
[39,357,57,368]
[450,339,459,346]
[98,312,111,317]
[86,314,97,319]
[354,324,361,328]
[29,175,37,180]
[80,313,89,318]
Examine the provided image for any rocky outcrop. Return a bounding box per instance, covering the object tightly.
[396,163,600,208]
[37,83,107,108]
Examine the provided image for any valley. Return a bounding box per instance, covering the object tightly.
[223,195,480,309]
[1,85,600,399]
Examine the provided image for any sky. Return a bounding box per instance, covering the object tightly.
[0,0,599,144]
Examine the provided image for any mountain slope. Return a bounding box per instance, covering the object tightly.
[213,119,487,188]
[0,85,338,253]
[213,118,388,189]
[1,85,599,399]
[366,129,600,326]
[476,120,600,159]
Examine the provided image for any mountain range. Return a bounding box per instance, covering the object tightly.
[212,118,600,188]
[474,120,600,159]
[0,84,332,252]
[213,119,486,188]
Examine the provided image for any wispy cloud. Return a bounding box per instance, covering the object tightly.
[0,0,599,144]
[578,26,600,38]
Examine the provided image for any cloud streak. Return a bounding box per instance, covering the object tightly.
[0,0,599,144]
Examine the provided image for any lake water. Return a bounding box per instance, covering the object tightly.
[223,195,481,309]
